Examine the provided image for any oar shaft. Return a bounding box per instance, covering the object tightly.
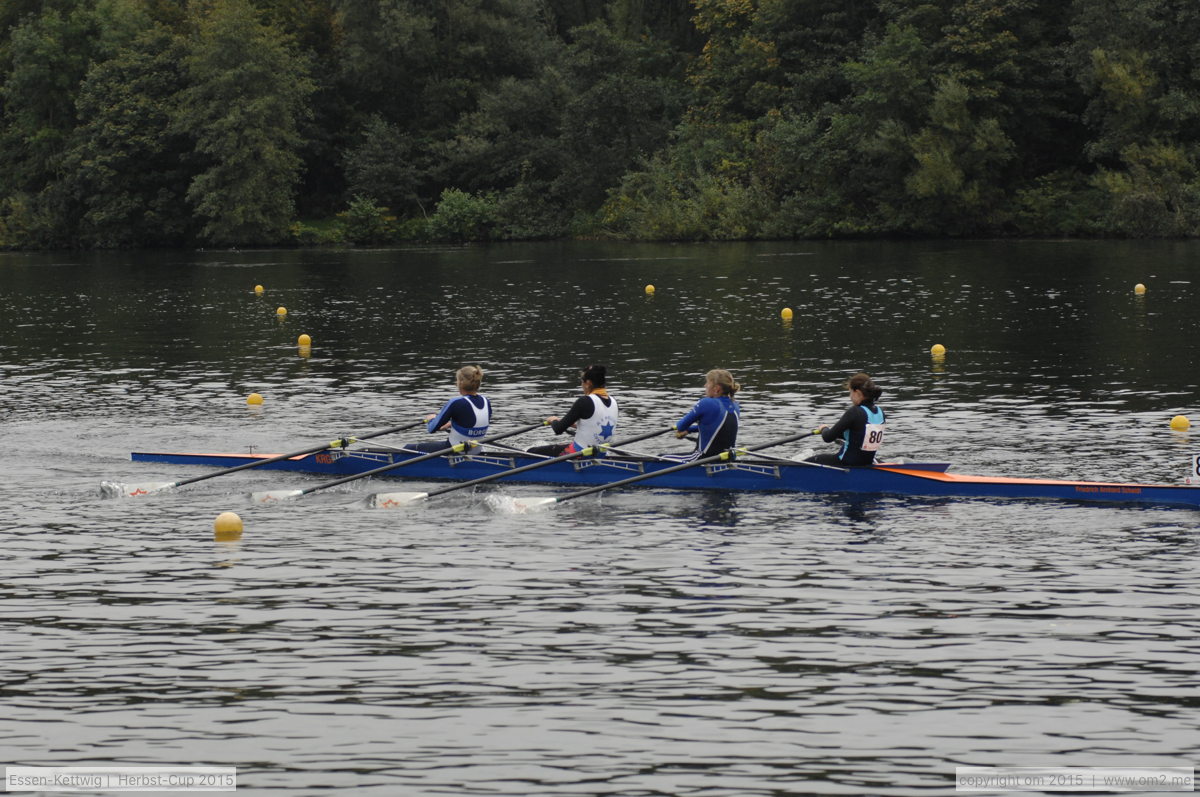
[300,422,546,495]
[552,430,819,503]
[171,419,424,488]
[171,443,327,487]
[737,450,849,472]
[422,427,673,499]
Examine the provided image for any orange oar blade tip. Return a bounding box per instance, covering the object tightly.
[369,492,429,509]
[101,481,175,498]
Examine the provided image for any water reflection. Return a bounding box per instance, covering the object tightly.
[821,493,897,527]
[692,491,741,527]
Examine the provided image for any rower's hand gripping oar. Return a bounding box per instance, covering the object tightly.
[509,429,822,513]
[100,419,428,498]
[369,426,676,508]
[251,421,547,503]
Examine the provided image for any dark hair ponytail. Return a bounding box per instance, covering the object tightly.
[848,372,882,404]
[581,364,607,387]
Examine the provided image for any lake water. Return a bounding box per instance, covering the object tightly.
[1,240,1198,795]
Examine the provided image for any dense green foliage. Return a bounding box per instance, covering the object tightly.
[3,0,1200,247]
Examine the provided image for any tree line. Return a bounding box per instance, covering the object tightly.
[2,0,1198,249]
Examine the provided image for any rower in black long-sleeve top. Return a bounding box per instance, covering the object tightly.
[807,372,885,467]
[528,364,618,457]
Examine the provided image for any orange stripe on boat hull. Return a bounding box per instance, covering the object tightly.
[150,451,303,460]
[875,466,1158,492]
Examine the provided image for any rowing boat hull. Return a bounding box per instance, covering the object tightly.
[128,449,1200,508]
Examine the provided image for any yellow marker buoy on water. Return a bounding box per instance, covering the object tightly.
[1171,414,1190,431]
[247,392,264,405]
[214,511,243,541]
[297,333,312,346]
[276,306,287,316]
[780,307,794,320]
[254,284,264,295]
[1134,283,1146,295]
[930,343,947,356]
[645,284,655,295]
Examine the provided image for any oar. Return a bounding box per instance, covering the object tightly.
[251,421,546,503]
[508,430,822,512]
[603,438,849,471]
[101,419,428,498]
[733,448,849,471]
[482,440,557,459]
[369,427,676,508]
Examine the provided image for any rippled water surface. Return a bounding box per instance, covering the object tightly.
[2,241,1198,795]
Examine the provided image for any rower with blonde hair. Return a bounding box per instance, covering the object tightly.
[405,365,492,453]
[666,369,741,461]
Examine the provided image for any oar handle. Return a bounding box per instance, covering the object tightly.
[301,421,548,495]
[741,429,822,453]
[355,419,430,441]
[600,426,679,449]
[737,440,849,472]
[170,419,426,488]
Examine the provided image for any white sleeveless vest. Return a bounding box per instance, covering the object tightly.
[574,394,618,448]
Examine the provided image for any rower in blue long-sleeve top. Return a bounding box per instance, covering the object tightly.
[666,369,741,461]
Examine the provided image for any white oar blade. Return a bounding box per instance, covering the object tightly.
[369,491,429,509]
[484,494,557,514]
[250,489,304,504]
[101,481,175,498]
[513,496,558,513]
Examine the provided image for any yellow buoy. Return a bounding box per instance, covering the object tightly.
[930,343,946,356]
[297,333,312,346]
[1171,414,1190,431]
[644,284,655,295]
[214,511,242,532]
[1134,283,1146,294]
[247,392,264,405]
[214,511,243,540]
[276,306,287,316]
[780,307,794,320]
[254,284,264,294]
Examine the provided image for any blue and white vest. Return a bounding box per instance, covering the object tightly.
[449,395,491,446]
[574,394,618,449]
